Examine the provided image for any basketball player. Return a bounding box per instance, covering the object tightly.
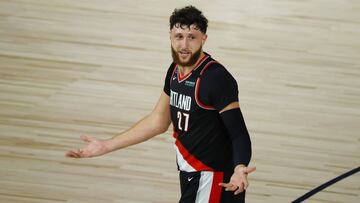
[66,6,255,203]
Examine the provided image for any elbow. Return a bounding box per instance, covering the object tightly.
[149,120,169,135]
[149,112,171,135]
[158,124,170,134]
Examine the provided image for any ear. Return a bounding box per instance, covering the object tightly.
[202,34,208,45]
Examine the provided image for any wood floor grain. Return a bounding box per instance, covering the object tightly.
[0,0,359,202]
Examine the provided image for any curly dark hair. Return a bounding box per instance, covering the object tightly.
[169,6,208,34]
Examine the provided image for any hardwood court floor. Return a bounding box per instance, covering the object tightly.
[0,0,359,202]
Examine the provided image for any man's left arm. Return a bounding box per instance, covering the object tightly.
[218,102,256,195]
[199,65,256,195]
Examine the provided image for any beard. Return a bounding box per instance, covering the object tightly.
[171,46,202,67]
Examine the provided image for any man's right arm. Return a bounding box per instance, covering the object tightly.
[105,91,171,152]
[66,91,171,158]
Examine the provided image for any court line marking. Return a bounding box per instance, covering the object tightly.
[292,166,360,202]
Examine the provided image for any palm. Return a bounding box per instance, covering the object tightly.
[219,166,256,195]
[66,135,108,158]
[229,171,245,186]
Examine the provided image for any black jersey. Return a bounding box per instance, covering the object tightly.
[164,53,239,172]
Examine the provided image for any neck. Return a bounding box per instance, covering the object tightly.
[179,51,205,75]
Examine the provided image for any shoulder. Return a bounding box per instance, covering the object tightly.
[167,62,177,72]
[201,61,236,83]
[165,62,177,77]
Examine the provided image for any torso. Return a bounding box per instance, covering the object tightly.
[168,54,233,172]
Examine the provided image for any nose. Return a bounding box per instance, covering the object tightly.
[180,38,189,49]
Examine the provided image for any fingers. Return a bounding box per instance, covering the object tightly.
[219,182,232,188]
[240,166,254,190]
[243,178,249,190]
[65,135,96,158]
[65,149,87,158]
[219,182,245,194]
[234,183,245,195]
[246,166,256,174]
[65,150,80,158]
[80,135,94,143]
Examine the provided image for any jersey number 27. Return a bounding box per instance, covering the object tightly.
[177,111,189,132]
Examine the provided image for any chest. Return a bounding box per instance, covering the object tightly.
[169,68,199,112]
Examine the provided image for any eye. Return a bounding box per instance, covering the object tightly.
[175,34,183,40]
[188,35,196,40]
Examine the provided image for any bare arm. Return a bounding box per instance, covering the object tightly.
[66,92,171,158]
[105,92,171,152]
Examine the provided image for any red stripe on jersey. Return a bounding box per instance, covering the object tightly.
[174,139,213,171]
[195,78,216,110]
[195,61,218,110]
[177,66,192,82]
[177,55,209,82]
[209,171,224,203]
[199,60,218,76]
[172,128,178,139]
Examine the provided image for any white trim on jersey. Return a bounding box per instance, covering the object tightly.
[174,144,196,172]
[195,171,214,203]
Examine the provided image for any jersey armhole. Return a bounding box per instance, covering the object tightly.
[169,63,177,86]
[194,61,218,110]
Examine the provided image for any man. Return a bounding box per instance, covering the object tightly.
[66,5,255,203]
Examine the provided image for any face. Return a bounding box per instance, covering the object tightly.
[170,24,207,67]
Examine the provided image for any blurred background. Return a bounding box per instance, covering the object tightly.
[0,0,359,202]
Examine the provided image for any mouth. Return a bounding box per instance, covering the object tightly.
[179,51,191,58]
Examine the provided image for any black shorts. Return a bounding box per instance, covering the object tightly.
[179,170,246,203]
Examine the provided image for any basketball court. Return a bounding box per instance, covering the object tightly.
[0,0,359,202]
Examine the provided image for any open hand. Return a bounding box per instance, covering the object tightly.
[65,135,109,158]
[219,165,256,195]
